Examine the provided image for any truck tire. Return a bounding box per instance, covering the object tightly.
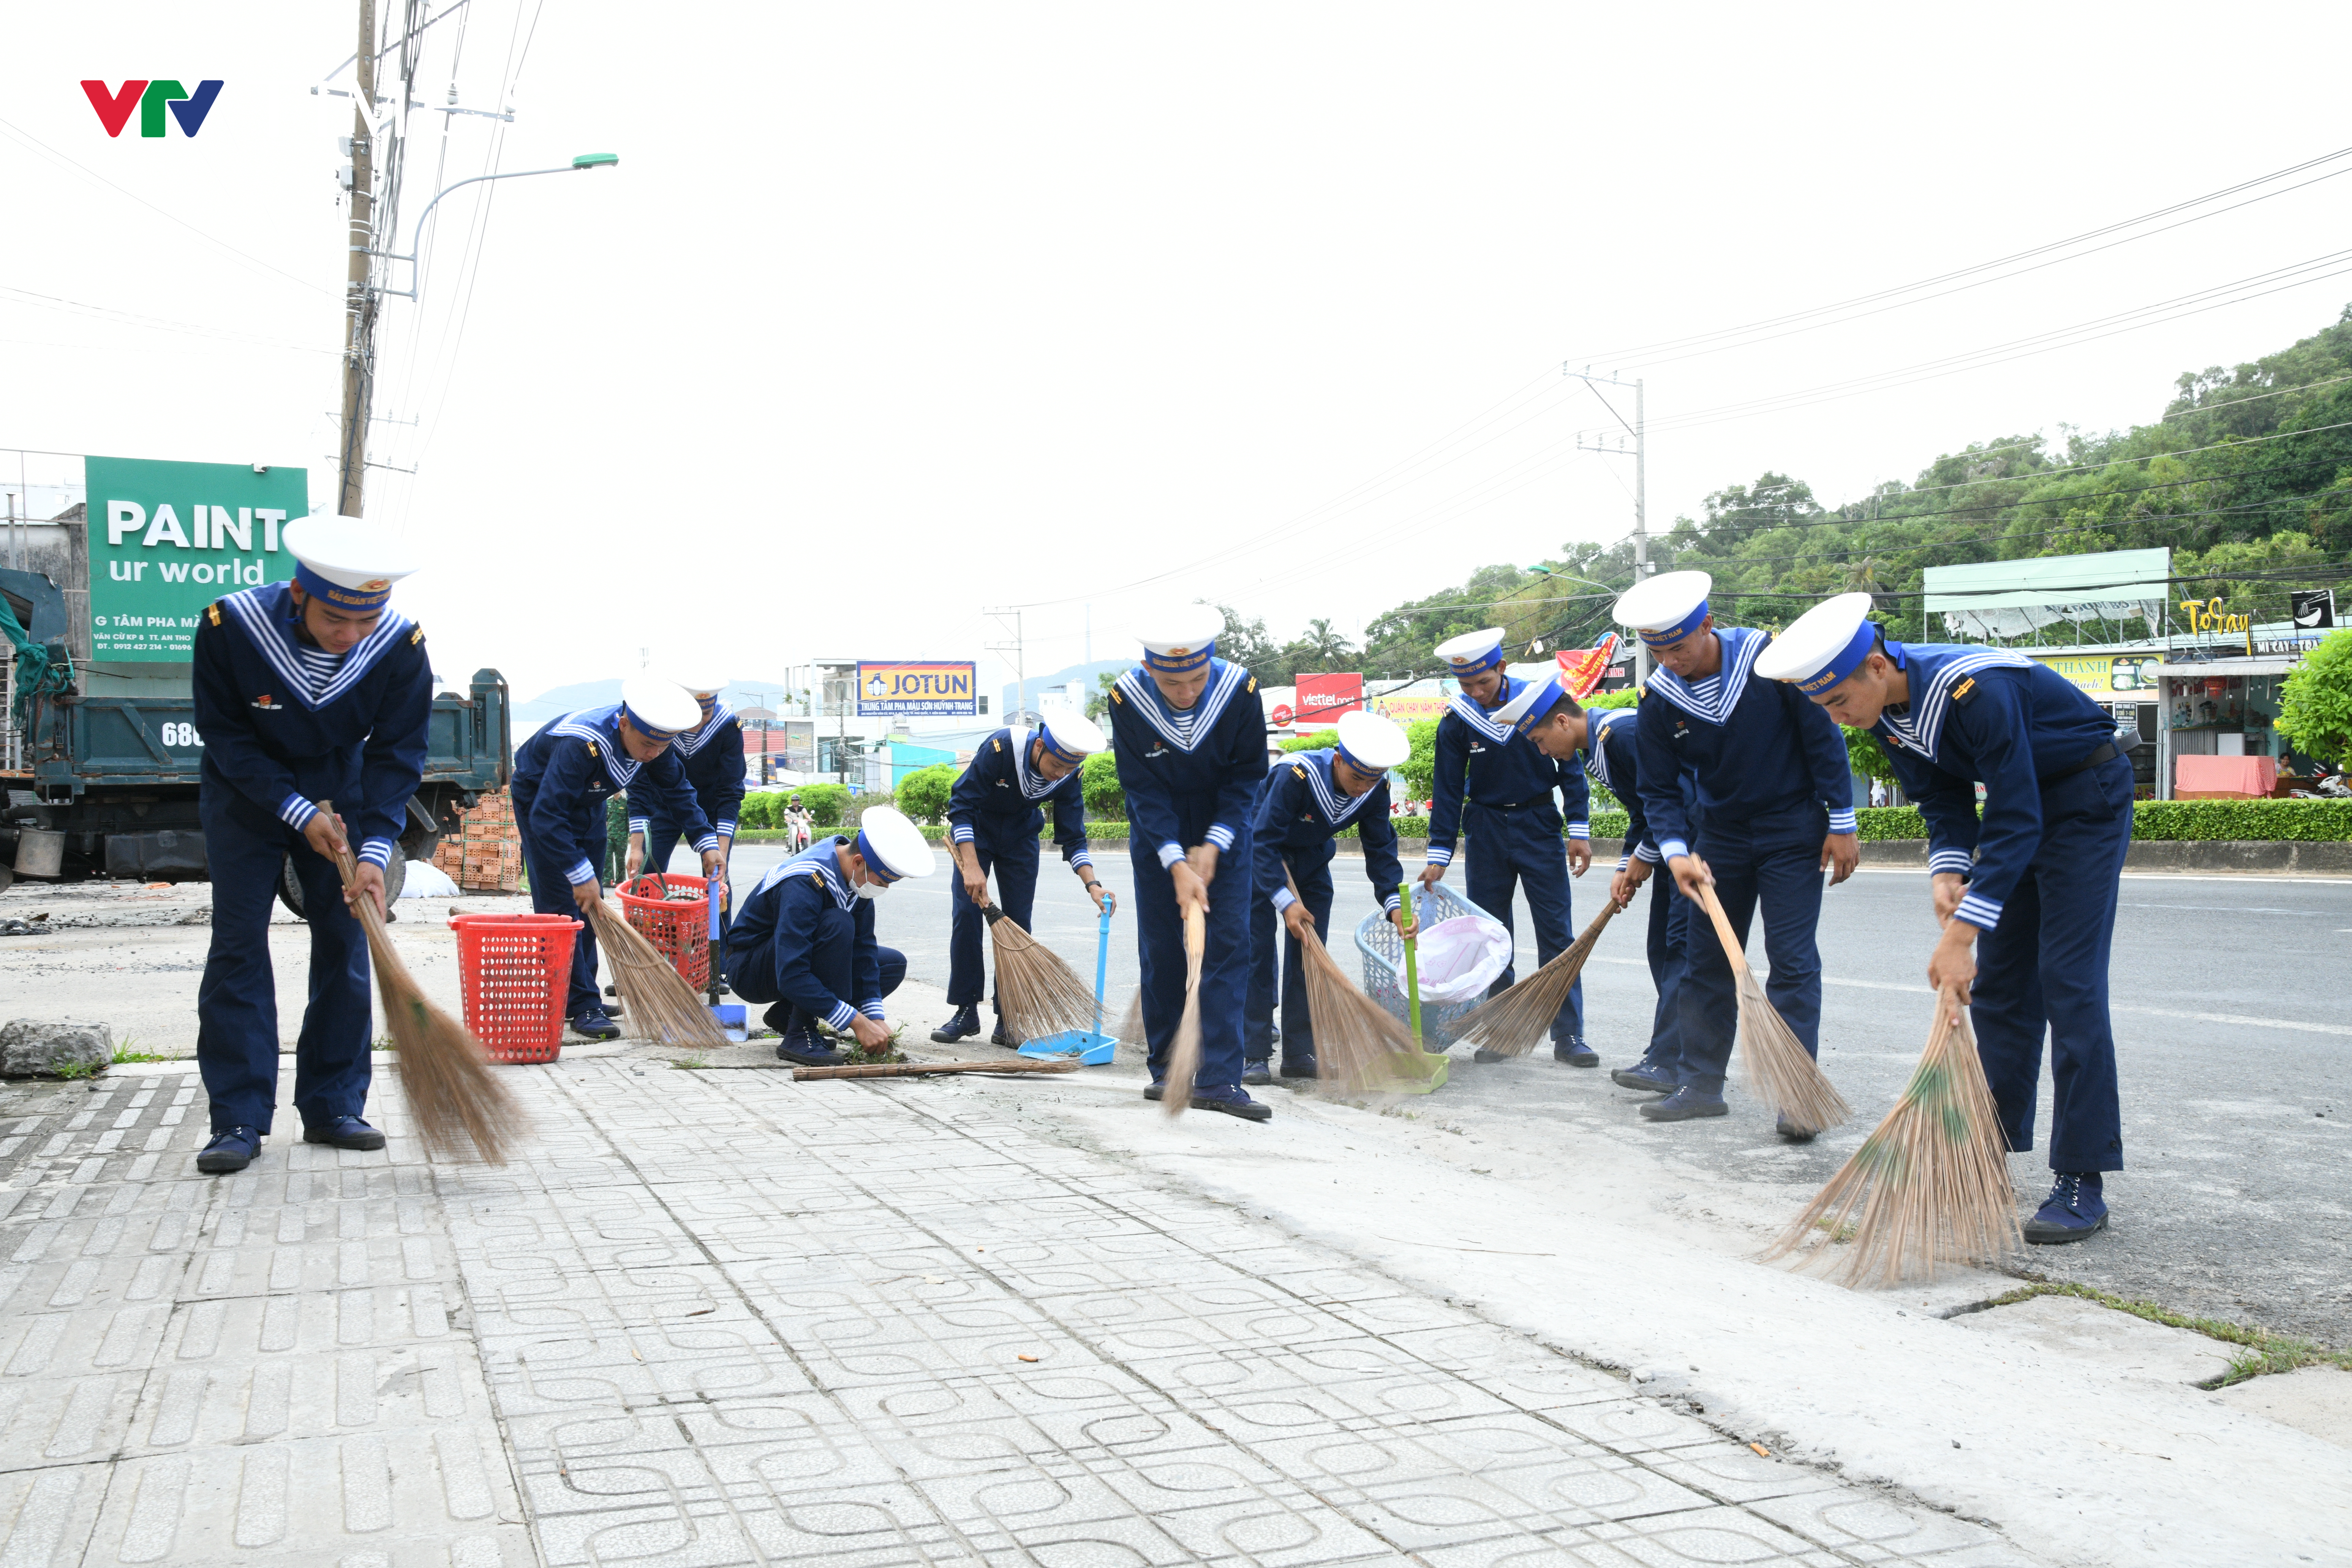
[277,852,407,921]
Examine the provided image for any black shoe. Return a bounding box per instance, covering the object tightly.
[1193,1086,1273,1122]
[1143,1081,1166,1102]
[1473,1048,1511,1064]
[569,1008,621,1042]
[1241,1061,1273,1086]
[1279,1061,1319,1080]
[197,1127,261,1174]
[1775,1113,1818,1144]
[775,1031,846,1068]
[2024,1173,2109,1244]
[989,1021,1020,1049]
[1639,1085,1728,1122]
[1611,1060,1677,1094]
[931,1005,981,1044]
[303,1116,386,1151]
[1554,1038,1600,1068]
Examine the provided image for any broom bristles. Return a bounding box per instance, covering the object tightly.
[1451,900,1622,1058]
[983,909,1099,1041]
[1765,991,2019,1285]
[1162,908,1206,1116]
[1118,991,1147,1050]
[323,822,521,1164]
[1695,884,1850,1133]
[1295,926,1423,1094]
[585,898,729,1050]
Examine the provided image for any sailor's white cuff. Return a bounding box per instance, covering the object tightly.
[565,858,598,887]
[280,793,319,830]
[1634,842,1663,864]
[1204,823,1236,852]
[1956,893,2003,931]
[691,833,719,854]
[826,1001,858,1031]
[1567,822,1590,840]
[1928,849,1974,874]
[1658,838,1690,861]
[1615,854,1631,872]
[1070,849,1093,869]
[1157,842,1185,869]
[356,838,395,869]
[860,999,886,1021]
[1827,809,1858,835]
[1381,892,1402,913]
[627,816,650,836]
[1271,887,1297,913]
[1425,845,1454,866]
[951,824,976,844]
[714,819,736,839]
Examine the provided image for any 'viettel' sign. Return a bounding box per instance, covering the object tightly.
[84,456,306,662]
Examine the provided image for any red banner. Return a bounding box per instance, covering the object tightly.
[1295,672,1364,724]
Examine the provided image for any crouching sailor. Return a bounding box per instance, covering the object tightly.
[1246,708,1415,1085]
[729,805,933,1067]
[511,678,723,1040]
[934,713,1109,1047]
[1423,626,1597,1066]
[191,516,430,1174]
[1758,593,2133,1243]
[1108,606,1270,1119]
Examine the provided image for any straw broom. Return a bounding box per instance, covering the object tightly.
[1161,907,1206,1116]
[1277,872,1420,1095]
[1118,991,1146,1050]
[1695,882,1851,1134]
[1451,899,1623,1059]
[793,1057,1084,1081]
[319,806,520,1165]
[980,906,1098,1042]
[1764,988,2019,1285]
[583,896,729,1050]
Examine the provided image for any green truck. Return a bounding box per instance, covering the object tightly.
[2,561,510,908]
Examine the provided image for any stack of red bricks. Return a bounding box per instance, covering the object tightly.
[431,788,523,892]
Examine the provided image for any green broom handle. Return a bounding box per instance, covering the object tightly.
[1398,882,1424,1047]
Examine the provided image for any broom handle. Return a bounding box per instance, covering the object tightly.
[707,874,723,1007]
[793,1058,1083,1080]
[1397,882,1423,1048]
[1184,905,1205,964]
[1092,891,1115,1034]
[1695,881,1750,974]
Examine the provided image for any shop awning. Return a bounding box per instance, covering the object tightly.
[2161,659,2304,678]
[1925,549,2170,641]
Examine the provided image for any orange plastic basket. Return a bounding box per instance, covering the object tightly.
[617,874,711,991]
[450,912,581,1064]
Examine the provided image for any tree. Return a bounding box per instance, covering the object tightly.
[1202,601,1285,682]
[2277,627,2352,767]
[1394,719,1440,803]
[799,782,850,828]
[894,763,956,824]
[1080,749,1124,819]
[1282,619,1356,675]
[1085,669,1120,721]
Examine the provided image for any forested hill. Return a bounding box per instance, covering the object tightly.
[1326,305,2352,676]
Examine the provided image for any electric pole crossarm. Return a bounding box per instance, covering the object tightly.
[361,159,618,300]
[1563,365,1649,681]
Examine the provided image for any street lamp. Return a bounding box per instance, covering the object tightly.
[370,153,620,300]
[1526,563,1642,681]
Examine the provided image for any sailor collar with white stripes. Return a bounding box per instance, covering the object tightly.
[218,583,416,713]
[1113,659,1249,752]
[1445,675,1527,742]
[1003,727,1067,800]
[548,705,648,788]
[1872,645,2031,759]
[1584,707,1634,790]
[1289,750,1378,825]
[672,701,737,757]
[752,841,855,910]
[1642,625,1767,726]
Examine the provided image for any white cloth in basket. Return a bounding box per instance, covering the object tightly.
[1413,914,1513,1003]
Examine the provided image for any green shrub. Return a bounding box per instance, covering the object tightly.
[800,782,850,827]
[2131,798,2352,842]
[2277,627,2352,767]
[1397,718,1440,803]
[1280,728,1340,754]
[1082,750,1125,820]
[735,793,775,829]
[1856,805,1927,840]
[1587,688,1639,710]
[1845,725,1898,785]
[895,763,956,824]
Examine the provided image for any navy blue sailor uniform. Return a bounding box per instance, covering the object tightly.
[1635,627,1855,1089]
[944,727,1093,1019]
[1864,645,2131,1174]
[727,836,908,1035]
[511,706,717,1018]
[1428,678,1591,1046]
[1245,751,1404,1073]
[1107,660,1266,1091]
[1585,707,1693,1074]
[633,702,746,874]
[191,582,432,1136]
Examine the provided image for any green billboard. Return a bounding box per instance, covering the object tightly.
[84,456,310,661]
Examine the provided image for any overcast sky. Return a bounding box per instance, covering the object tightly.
[5,3,2349,702]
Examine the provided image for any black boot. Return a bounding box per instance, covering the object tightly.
[989,1016,1020,1048]
[931,1004,981,1044]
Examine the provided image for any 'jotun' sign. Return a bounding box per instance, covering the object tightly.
[857,661,976,716]
[85,455,308,661]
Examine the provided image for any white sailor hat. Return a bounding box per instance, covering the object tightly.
[1433,626,1508,678]
[1755,593,1884,695]
[281,515,417,614]
[853,805,935,884]
[1035,711,1107,765]
[620,676,703,742]
[665,669,730,697]
[1612,570,1714,648]
[1492,669,1568,738]
[1137,604,1225,674]
[1334,709,1410,772]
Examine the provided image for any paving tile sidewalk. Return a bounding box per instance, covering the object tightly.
[2,1060,2040,1567]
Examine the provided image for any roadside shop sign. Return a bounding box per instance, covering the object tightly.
[84,455,307,662]
[2030,654,2162,697]
[1296,671,1364,722]
[856,660,977,716]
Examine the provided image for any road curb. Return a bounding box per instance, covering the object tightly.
[1333,836,2352,875]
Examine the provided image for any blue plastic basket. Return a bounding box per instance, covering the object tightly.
[1354,882,1503,1048]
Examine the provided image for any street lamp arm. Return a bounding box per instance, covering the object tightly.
[367,155,618,300]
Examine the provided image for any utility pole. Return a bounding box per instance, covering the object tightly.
[337,0,380,518]
[1568,367,1649,682]
[984,608,1026,723]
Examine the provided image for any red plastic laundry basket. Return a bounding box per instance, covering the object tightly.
[450,912,582,1064]
[617,874,711,990]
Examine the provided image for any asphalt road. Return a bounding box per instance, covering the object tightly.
[703,837,2352,1346]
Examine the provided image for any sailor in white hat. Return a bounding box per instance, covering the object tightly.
[626,668,746,886]
[1613,570,1856,1136]
[933,711,1111,1048]
[730,805,934,1066]
[509,675,727,1041]
[1757,593,2134,1242]
[1421,626,1598,1066]
[1243,708,1416,1083]
[1105,604,1271,1118]
[190,514,430,1174]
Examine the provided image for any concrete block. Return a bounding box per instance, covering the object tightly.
[1955,1293,2236,1385]
[2213,1363,2352,1449]
[0,1020,111,1080]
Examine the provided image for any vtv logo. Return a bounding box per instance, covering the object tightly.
[81,80,224,138]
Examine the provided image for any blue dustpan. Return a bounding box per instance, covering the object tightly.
[707,876,747,1041]
[1020,891,1118,1065]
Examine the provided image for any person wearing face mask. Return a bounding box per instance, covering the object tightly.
[727,805,934,1066]
[1618,571,1857,1137]
[1106,606,1270,1119]
[510,678,726,1041]
[934,712,1110,1047]
[626,670,745,884]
